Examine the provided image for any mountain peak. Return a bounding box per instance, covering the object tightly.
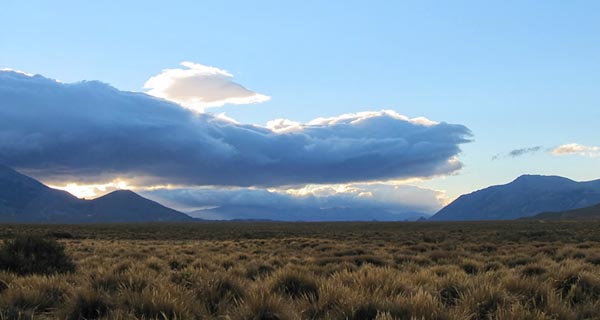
[512,174,574,183]
[0,165,193,223]
[431,174,600,221]
[101,189,139,198]
[508,175,578,190]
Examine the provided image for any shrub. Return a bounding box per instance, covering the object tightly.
[246,264,274,280]
[460,283,509,319]
[504,277,549,308]
[168,259,186,271]
[428,251,454,263]
[48,231,75,239]
[0,236,75,275]
[460,260,480,275]
[348,255,386,267]
[439,284,462,307]
[65,289,111,320]
[234,292,295,320]
[272,271,319,300]
[506,256,534,268]
[1,276,70,313]
[484,261,503,272]
[202,277,246,314]
[0,279,8,294]
[334,249,366,257]
[555,271,600,305]
[520,264,546,277]
[124,288,189,319]
[301,282,354,319]
[351,303,379,320]
[585,255,600,266]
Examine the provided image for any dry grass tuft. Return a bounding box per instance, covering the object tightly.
[0,221,598,318]
[271,270,319,301]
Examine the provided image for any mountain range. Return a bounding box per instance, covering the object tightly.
[2,164,600,223]
[0,165,193,223]
[189,205,428,222]
[430,175,600,221]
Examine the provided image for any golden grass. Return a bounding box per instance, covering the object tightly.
[0,221,599,319]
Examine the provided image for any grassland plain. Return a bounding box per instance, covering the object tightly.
[0,221,599,319]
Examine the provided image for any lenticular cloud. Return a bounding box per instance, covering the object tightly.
[0,70,472,187]
[144,61,270,111]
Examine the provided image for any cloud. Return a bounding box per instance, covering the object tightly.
[144,61,270,111]
[142,183,444,221]
[552,143,600,158]
[492,146,542,160]
[0,70,471,187]
[508,146,542,157]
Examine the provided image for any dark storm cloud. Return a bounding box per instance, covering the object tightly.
[0,70,471,186]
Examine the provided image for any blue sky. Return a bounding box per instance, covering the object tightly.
[1,1,599,218]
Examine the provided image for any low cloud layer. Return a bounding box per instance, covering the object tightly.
[143,183,444,221]
[552,143,600,158]
[144,62,270,111]
[0,70,471,187]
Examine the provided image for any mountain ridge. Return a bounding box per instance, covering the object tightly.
[528,203,600,220]
[0,164,193,223]
[430,174,600,221]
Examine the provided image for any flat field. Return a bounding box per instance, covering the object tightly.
[0,221,599,319]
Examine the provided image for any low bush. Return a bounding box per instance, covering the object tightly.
[65,289,111,320]
[272,271,319,300]
[0,236,75,275]
[234,292,295,320]
[520,264,547,277]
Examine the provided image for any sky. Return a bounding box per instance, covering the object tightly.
[1,1,599,220]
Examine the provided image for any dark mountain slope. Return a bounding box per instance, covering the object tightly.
[529,203,600,220]
[86,190,192,222]
[0,165,84,222]
[430,175,600,221]
[0,165,192,223]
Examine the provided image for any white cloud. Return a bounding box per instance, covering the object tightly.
[1,68,34,77]
[143,61,270,111]
[552,143,600,158]
[307,110,438,127]
[265,118,303,133]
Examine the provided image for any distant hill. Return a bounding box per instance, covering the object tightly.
[0,165,193,223]
[188,204,430,221]
[529,203,600,220]
[81,190,193,222]
[430,175,600,221]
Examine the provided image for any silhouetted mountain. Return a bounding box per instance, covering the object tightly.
[0,165,192,223]
[189,204,429,221]
[528,203,600,220]
[82,190,193,222]
[0,165,83,222]
[430,175,600,221]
